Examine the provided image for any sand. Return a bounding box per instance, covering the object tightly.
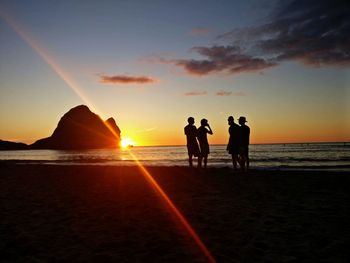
[0,163,349,262]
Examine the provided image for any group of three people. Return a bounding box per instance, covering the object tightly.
[184,116,250,171]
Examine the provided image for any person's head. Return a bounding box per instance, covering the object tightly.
[238,116,247,125]
[228,116,234,125]
[201,118,208,126]
[187,117,195,125]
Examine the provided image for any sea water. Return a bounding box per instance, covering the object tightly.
[0,143,349,171]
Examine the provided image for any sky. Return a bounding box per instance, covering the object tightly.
[0,0,349,146]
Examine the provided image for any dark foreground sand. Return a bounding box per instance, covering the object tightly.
[0,163,349,263]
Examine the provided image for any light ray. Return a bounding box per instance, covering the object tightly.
[0,7,100,112]
[0,8,120,138]
[127,150,217,263]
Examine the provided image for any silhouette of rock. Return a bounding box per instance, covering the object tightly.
[30,105,121,149]
[0,140,28,150]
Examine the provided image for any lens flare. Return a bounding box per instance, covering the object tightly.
[0,8,93,108]
[1,8,216,263]
[127,150,216,263]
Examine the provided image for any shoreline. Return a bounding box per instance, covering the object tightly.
[1,160,350,173]
[1,164,349,262]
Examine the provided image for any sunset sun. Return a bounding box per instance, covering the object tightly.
[121,137,135,148]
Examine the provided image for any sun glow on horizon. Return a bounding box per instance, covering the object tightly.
[121,137,135,148]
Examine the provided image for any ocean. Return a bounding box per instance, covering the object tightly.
[0,142,349,171]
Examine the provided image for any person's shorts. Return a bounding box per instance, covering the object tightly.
[200,143,209,155]
[239,146,249,158]
[187,143,200,157]
[228,144,239,155]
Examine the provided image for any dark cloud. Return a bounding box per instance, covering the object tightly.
[183,91,207,96]
[99,75,157,84]
[174,0,350,76]
[176,46,276,75]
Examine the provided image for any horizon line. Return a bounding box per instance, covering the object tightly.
[133,141,350,148]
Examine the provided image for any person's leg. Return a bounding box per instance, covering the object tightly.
[237,154,242,170]
[204,155,208,168]
[232,154,238,170]
[239,148,246,172]
[197,155,202,168]
[188,154,193,167]
[246,147,249,171]
[240,156,246,172]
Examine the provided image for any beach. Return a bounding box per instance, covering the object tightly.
[0,163,349,262]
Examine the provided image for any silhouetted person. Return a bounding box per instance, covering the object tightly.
[197,119,213,168]
[184,117,201,167]
[226,116,240,170]
[238,116,250,172]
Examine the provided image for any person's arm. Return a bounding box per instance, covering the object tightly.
[226,127,231,151]
[207,124,213,135]
[248,127,250,145]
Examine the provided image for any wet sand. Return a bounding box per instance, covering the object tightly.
[0,163,349,262]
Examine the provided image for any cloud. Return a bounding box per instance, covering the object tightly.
[189,27,210,36]
[183,91,207,96]
[176,46,276,75]
[99,74,157,84]
[170,0,350,76]
[216,90,246,96]
[216,91,232,96]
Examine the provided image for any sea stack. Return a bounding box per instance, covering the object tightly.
[31,105,121,149]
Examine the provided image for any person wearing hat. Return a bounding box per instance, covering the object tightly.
[197,118,213,168]
[226,116,240,170]
[184,117,201,167]
[238,116,250,172]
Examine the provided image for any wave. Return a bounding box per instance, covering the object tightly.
[1,142,349,172]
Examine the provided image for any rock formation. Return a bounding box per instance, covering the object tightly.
[29,105,121,149]
[0,140,28,150]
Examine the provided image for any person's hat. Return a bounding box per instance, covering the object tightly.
[238,116,247,123]
[228,116,234,121]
